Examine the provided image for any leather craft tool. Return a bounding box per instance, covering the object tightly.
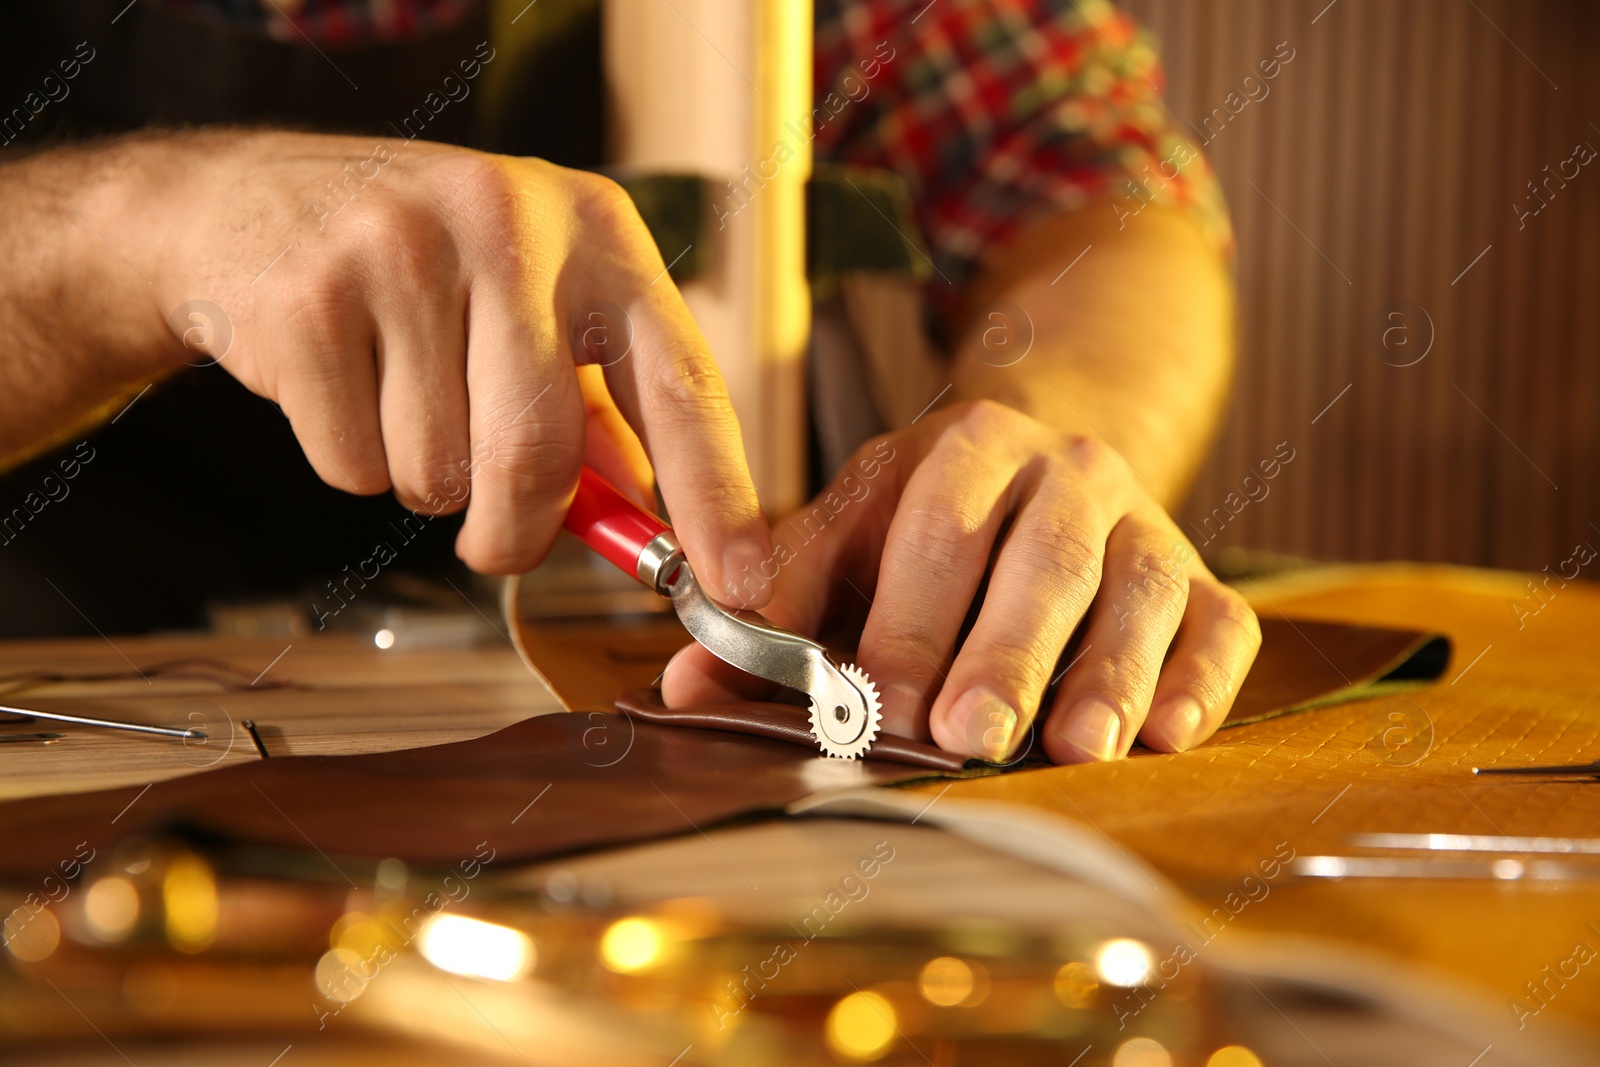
[0,702,205,741]
[1471,760,1600,780]
[561,466,882,759]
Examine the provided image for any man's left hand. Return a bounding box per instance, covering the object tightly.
[661,400,1261,763]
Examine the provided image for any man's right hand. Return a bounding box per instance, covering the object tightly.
[15,131,771,596]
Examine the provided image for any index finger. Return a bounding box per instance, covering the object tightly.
[588,270,772,609]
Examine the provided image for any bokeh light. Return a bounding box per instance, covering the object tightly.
[316,946,370,1004]
[2,907,60,962]
[1054,960,1100,1008]
[417,914,535,981]
[825,990,897,1061]
[599,916,664,974]
[162,854,217,953]
[1094,938,1153,987]
[84,876,141,942]
[1207,1046,1264,1067]
[918,956,975,1006]
[1113,1036,1173,1067]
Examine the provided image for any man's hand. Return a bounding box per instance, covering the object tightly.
[2,131,771,595]
[662,400,1261,763]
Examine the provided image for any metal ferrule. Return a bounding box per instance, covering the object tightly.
[637,532,686,596]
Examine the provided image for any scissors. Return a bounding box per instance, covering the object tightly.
[561,466,882,759]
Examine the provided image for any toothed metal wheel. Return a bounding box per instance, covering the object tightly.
[808,662,882,759]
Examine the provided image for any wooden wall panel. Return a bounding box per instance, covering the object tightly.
[1119,0,1600,570]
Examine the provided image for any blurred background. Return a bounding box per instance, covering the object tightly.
[1,0,1596,640]
[1130,0,1600,571]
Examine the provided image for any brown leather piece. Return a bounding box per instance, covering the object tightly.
[1222,616,1449,726]
[614,687,972,772]
[0,614,1446,878]
[612,618,1449,760]
[0,708,953,878]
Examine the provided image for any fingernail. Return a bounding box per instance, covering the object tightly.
[1059,699,1123,762]
[1146,697,1204,752]
[720,538,770,608]
[947,687,1020,761]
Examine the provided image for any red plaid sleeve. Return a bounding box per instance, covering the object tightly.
[813,0,1232,304]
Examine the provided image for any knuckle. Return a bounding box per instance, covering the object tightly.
[356,205,448,283]
[277,276,354,349]
[1090,646,1161,706]
[970,635,1056,691]
[569,170,646,239]
[460,536,547,577]
[394,457,472,515]
[1058,432,1115,478]
[434,153,519,225]
[904,490,990,540]
[651,346,732,420]
[1206,583,1263,647]
[1124,546,1190,608]
[477,421,583,502]
[893,493,992,572]
[1018,514,1105,604]
[952,398,1015,435]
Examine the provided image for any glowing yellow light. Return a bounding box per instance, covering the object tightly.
[374,628,396,650]
[162,854,218,953]
[599,916,664,974]
[316,947,370,1004]
[3,907,60,962]
[84,876,141,942]
[1094,938,1152,987]
[1113,1036,1172,1067]
[1207,1046,1264,1067]
[825,990,897,1061]
[1054,960,1100,1008]
[918,956,975,1007]
[417,914,534,982]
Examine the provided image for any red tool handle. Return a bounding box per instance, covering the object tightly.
[562,465,671,582]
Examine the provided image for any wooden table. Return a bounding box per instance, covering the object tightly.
[5,563,1598,1049]
[919,563,1600,1039]
[0,634,562,800]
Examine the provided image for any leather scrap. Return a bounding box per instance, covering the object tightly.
[0,709,963,878]
[614,687,971,772]
[0,615,1447,876]
[1223,616,1450,726]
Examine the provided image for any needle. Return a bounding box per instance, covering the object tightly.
[0,703,206,741]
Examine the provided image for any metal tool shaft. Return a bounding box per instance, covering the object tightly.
[0,703,205,741]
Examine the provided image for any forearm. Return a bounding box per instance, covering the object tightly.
[950,206,1235,509]
[0,133,197,468]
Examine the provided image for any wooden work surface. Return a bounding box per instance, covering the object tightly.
[0,634,562,800]
[5,565,1599,1041]
[914,563,1600,1036]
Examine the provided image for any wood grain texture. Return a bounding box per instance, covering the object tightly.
[0,635,562,801]
[906,563,1600,1034]
[1120,0,1600,570]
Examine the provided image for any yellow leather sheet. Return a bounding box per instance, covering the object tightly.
[912,564,1600,1034]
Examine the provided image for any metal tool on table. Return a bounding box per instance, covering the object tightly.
[561,466,881,759]
[0,703,206,742]
[1471,760,1600,780]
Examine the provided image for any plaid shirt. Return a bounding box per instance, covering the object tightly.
[815,0,1230,304]
[164,0,1228,299]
